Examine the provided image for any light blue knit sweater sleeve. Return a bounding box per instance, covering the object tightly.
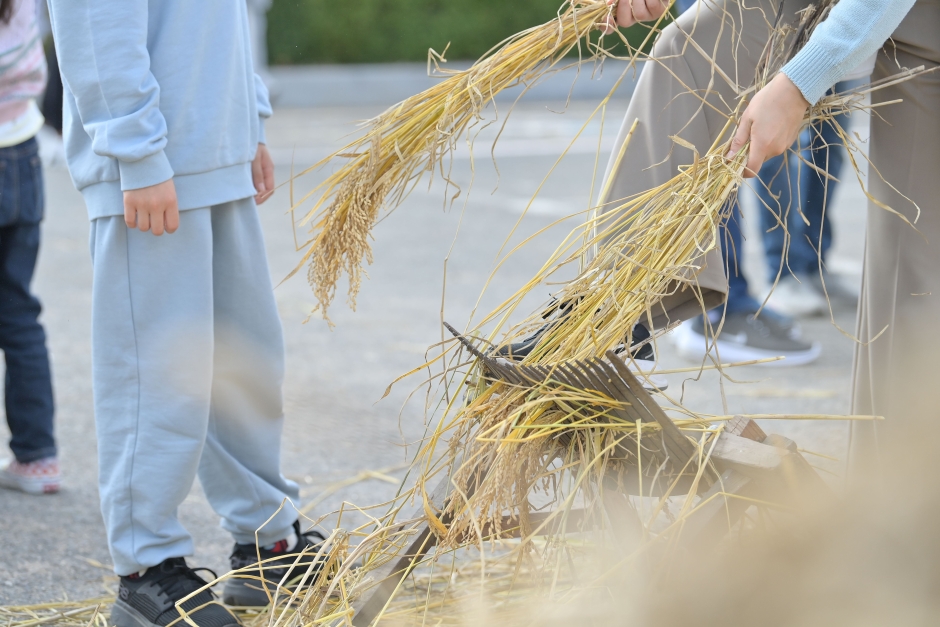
[781,0,917,105]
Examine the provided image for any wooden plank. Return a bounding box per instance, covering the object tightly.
[352,464,461,626]
[676,468,755,552]
[709,431,785,482]
[601,476,644,555]
[761,433,833,500]
[604,351,713,487]
[709,432,832,507]
[726,415,767,442]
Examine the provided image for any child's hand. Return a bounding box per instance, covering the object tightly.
[252,143,275,205]
[123,179,180,236]
[726,73,809,178]
[601,0,670,32]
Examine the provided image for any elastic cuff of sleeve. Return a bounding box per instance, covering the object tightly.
[118,150,175,191]
[780,40,847,106]
[258,118,267,145]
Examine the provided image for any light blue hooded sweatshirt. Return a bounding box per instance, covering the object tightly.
[47,0,271,219]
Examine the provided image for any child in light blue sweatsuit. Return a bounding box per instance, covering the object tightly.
[48,1,322,623]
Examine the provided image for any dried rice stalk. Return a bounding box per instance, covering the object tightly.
[287,0,651,319]
[257,1,923,624]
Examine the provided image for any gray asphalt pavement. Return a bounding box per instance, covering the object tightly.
[0,98,867,604]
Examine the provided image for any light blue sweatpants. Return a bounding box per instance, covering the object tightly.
[89,197,299,576]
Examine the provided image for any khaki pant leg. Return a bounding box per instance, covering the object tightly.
[849,0,940,483]
[601,0,813,328]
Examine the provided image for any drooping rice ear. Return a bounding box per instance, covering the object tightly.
[287,1,673,320]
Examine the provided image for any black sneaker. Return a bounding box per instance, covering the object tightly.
[222,520,326,607]
[111,558,239,627]
[613,318,655,362]
[494,299,653,362]
[493,298,576,361]
[612,322,668,391]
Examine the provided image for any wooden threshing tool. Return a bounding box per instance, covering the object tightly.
[349,323,830,626]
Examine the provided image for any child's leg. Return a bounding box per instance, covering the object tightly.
[0,138,55,464]
[90,210,216,576]
[601,0,814,326]
[197,197,299,547]
[0,222,56,463]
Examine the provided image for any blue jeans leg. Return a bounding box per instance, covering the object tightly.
[0,138,55,463]
[721,201,761,315]
[0,222,55,463]
[796,106,849,275]
[756,152,797,281]
[759,81,857,280]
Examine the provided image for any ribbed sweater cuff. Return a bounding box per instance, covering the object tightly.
[781,39,847,106]
[258,118,267,145]
[118,150,175,191]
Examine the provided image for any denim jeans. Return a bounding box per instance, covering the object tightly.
[0,137,55,463]
[720,202,763,315]
[650,0,852,315]
[757,83,857,282]
[721,82,857,313]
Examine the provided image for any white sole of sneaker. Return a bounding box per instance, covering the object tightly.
[110,599,163,627]
[112,598,239,627]
[0,470,59,495]
[673,325,822,367]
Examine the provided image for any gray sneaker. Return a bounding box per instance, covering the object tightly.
[673,312,821,366]
[808,272,859,308]
[763,275,828,318]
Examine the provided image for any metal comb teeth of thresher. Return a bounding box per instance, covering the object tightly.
[443,322,700,468]
[444,321,626,388]
[444,321,642,396]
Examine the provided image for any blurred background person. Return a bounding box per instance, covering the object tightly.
[670,0,821,366]
[35,0,64,166]
[759,79,866,317]
[0,0,58,495]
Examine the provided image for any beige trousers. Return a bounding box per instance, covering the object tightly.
[602,0,814,329]
[849,1,940,480]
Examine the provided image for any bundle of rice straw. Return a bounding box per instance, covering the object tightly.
[234,2,933,626]
[288,0,670,320]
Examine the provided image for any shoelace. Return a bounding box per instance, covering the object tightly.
[153,560,219,602]
[298,529,325,548]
